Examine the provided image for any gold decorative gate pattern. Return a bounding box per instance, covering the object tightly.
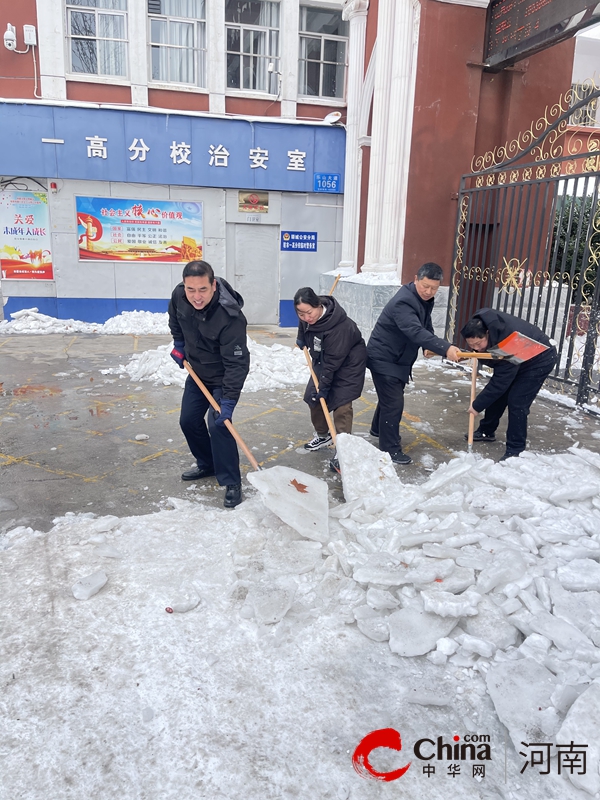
[446,82,600,408]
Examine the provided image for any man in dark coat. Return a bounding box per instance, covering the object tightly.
[168,260,249,508]
[367,262,461,464]
[295,290,367,470]
[461,308,557,461]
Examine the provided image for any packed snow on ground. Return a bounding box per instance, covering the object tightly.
[0,307,171,335]
[3,438,600,799]
[100,338,309,393]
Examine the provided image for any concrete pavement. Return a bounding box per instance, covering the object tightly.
[1,326,599,533]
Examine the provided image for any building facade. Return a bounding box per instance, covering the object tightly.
[0,0,349,324]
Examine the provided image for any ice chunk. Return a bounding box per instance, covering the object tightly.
[142,707,154,722]
[388,608,457,656]
[404,688,449,706]
[486,659,559,750]
[336,433,401,502]
[436,637,458,656]
[476,550,528,593]
[356,616,390,642]
[555,680,600,796]
[557,559,600,592]
[366,587,400,610]
[427,566,476,594]
[353,554,454,587]
[464,596,519,650]
[548,579,600,645]
[247,580,296,625]
[247,466,329,543]
[71,570,108,600]
[420,589,482,617]
[529,610,593,653]
[234,528,266,557]
[265,541,323,575]
[87,516,120,533]
[93,544,124,559]
[454,633,495,658]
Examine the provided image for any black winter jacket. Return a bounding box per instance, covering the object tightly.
[366,282,452,381]
[460,308,557,412]
[168,278,250,401]
[298,296,367,410]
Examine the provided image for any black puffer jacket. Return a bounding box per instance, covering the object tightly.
[168,278,250,401]
[461,308,557,412]
[298,296,367,410]
[366,282,452,381]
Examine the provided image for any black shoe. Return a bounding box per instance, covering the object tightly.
[464,430,496,443]
[329,457,340,473]
[181,466,215,481]
[499,451,520,462]
[390,450,412,465]
[369,428,379,438]
[224,483,242,508]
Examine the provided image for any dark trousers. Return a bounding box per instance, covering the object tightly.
[478,350,557,454]
[179,376,241,486]
[370,372,406,454]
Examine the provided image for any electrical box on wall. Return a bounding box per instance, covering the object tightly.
[23,25,37,46]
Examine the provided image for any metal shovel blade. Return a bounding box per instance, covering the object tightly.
[489,331,550,364]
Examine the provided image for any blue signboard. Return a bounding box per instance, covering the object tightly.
[314,173,341,193]
[0,103,345,194]
[281,231,317,251]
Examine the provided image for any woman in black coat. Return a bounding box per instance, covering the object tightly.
[294,287,367,468]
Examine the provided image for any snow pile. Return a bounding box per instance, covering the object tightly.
[101,338,309,392]
[0,307,171,335]
[3,442,600,796]
[342,270,401,285]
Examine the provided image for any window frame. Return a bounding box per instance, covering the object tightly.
[298,6,348,101]
[148,1,207,88]
[225,1,281,95]
[66,0,129,80]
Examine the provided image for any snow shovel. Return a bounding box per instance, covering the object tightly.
[457,331,550,364]
[183,360,261,471]
[467,358,478,453]
[182,360,330,542]
[302,347,337,446]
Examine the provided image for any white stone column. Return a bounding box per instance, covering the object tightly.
[36,0,67,100]
[338,0,369,273]
[279,0,299,118]
[129,0,149,106]
[208,0,226,114]
[362,0,420,275]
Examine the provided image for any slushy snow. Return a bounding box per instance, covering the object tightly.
[3,435,600,799]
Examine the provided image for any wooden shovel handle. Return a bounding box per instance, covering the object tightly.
[329,273,341,295]
[467,358,478,451]
[457,351,496,359]
[183,360,260,472]
[302,347,337,445]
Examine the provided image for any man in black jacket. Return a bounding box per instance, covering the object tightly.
[461,308,557,461]
[367,263,461,464]
[168,260,250,508]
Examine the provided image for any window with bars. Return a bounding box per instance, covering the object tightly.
[148,0,206,87]
[298,6,347,99]
[569,83,599,127]
[67,0,128,77]
[225,0,280,94]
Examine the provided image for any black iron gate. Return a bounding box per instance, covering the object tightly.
[446,86,600,408]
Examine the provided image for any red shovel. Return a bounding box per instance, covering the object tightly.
[458,331,550,364]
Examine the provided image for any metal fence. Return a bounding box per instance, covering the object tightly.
[446,85,600,409]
